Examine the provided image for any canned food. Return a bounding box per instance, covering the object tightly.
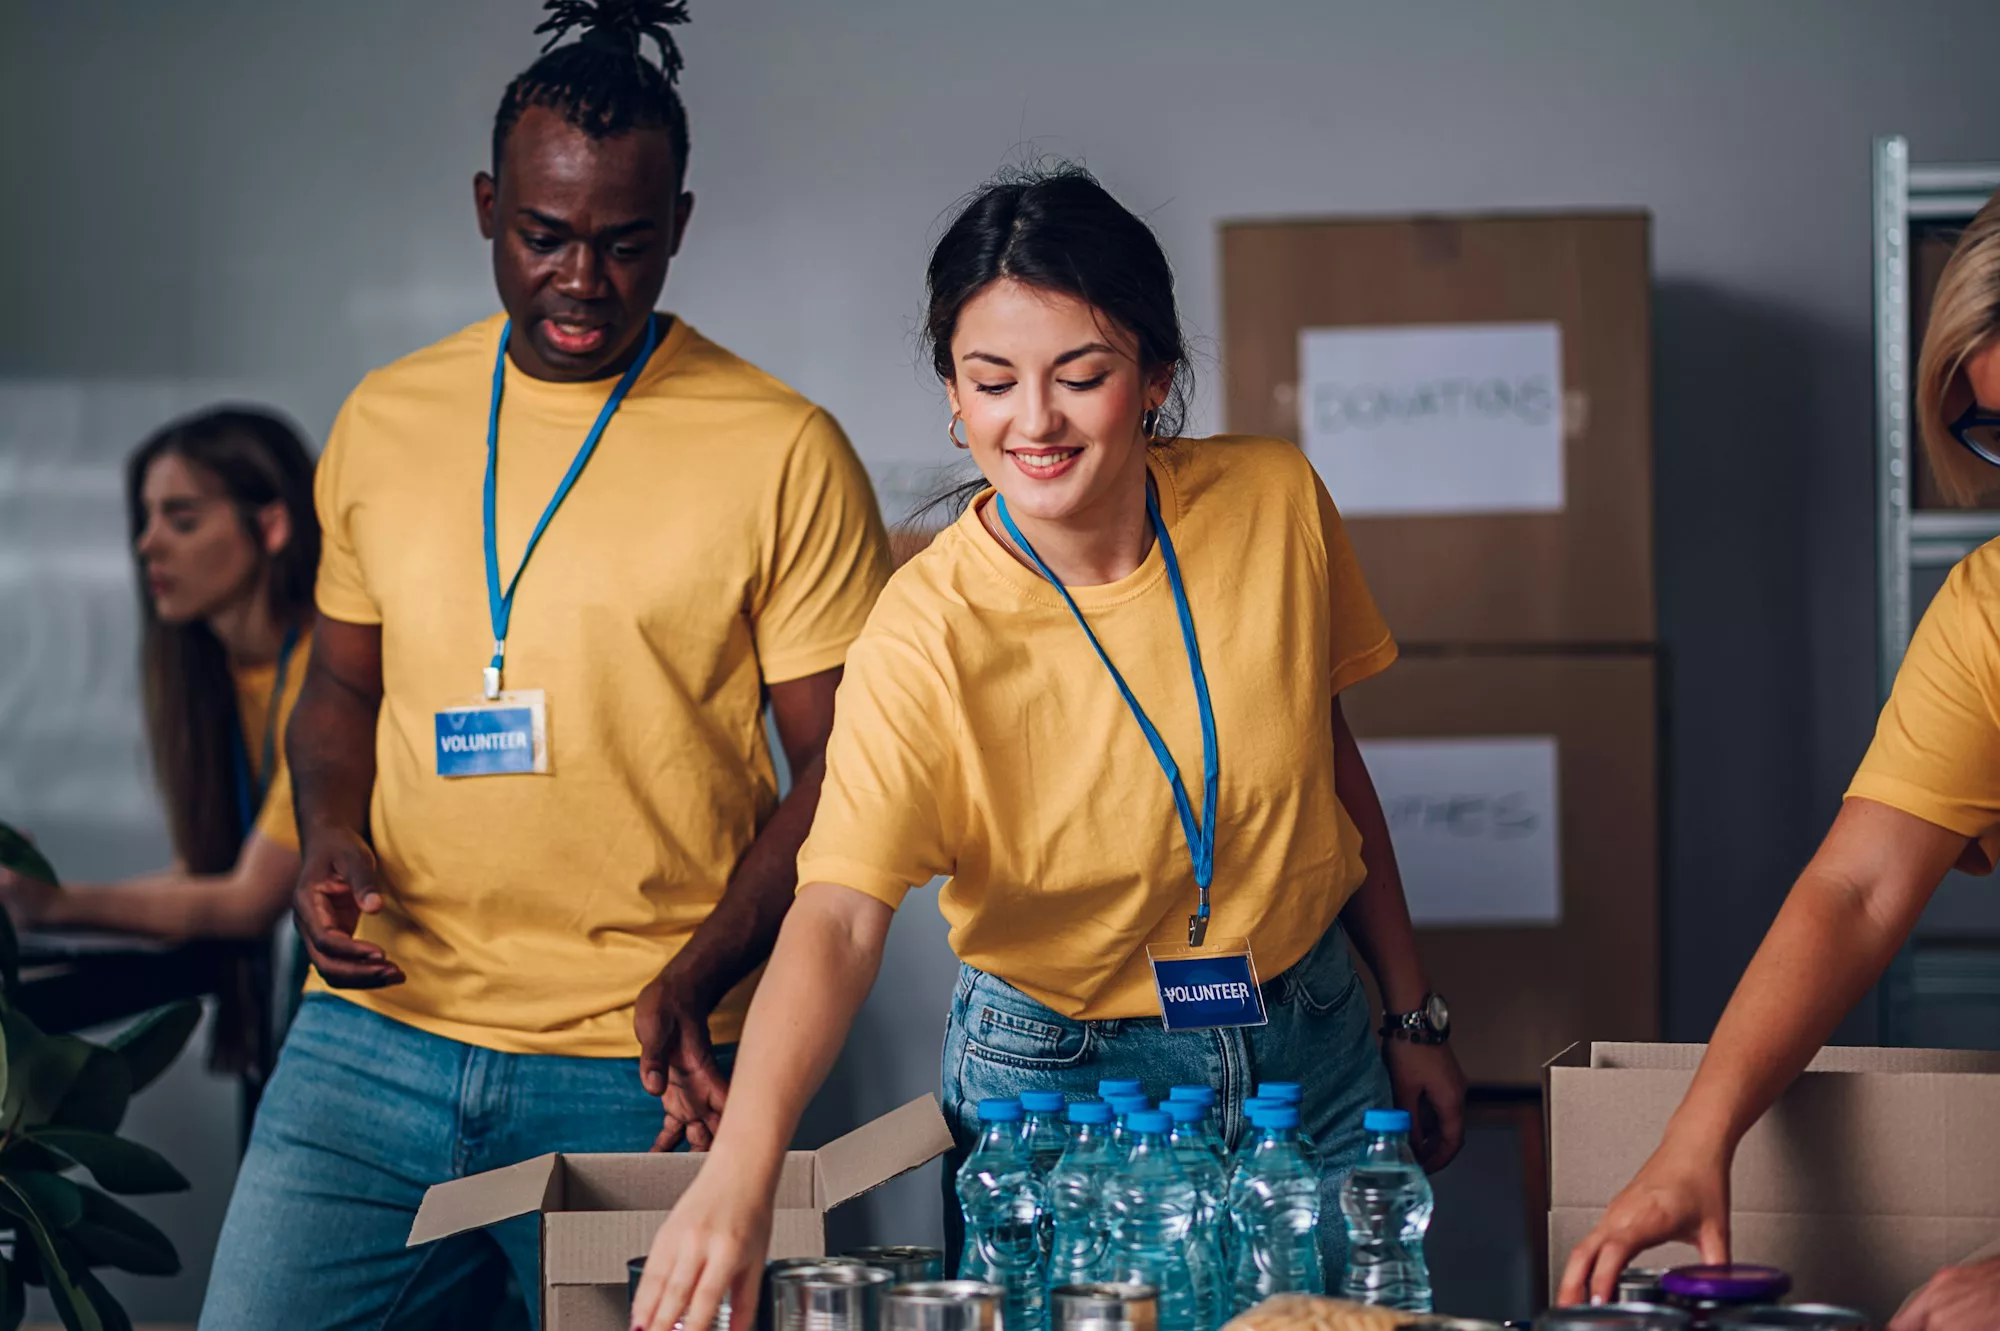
[768,1263,893,1331]
[881,1280,1004,1331]
[1397,1320,1507,1330]
[1051,1282,1159,1331]
[841,1245,946,1284]
[759,1259,871,1331]
[1534,1304,1693,1330]
[627,1256,733,1331]
[1617,1269,1668,1305]
[1709,1308,1872,1331]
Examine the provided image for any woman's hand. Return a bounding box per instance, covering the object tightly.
[1381,1037,1465,1171]
[1891,1254,2000,1331]
[0,865,61,930]
[1558,1138,1730,1305]
[629,1157,774,1331]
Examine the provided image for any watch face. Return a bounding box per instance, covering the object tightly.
[1425,993,1451,1034]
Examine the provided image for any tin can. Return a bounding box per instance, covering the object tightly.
[1534,1305,1693,1330]
[1709,1309,1872,1331]
[768,1263,893,1331]
[841,1246,946,1285]
[1397,1320,1508,1330]
[627,1256,733,1331]
[881,1281,1004,1331]
[1617,1269,1668,1305]
[759,1259,871,1331]
[1051,1283,1159,1331]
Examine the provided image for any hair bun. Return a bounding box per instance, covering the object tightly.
[534,0,690,81]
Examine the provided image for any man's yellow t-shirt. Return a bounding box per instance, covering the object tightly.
[233,628,310,851]
[795,435,1396,1020]
[1849,539,2000,873]
[310,314,890,1055]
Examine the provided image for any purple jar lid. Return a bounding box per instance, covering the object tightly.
[1660,1265,1793,1304]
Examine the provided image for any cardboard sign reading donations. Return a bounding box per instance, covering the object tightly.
[1300,322,1564,517]
[408,1096,954,1331]
[1358,736,1561,926]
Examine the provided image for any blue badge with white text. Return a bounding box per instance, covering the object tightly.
[1147,937,1269,1032]
[435,690,549,778]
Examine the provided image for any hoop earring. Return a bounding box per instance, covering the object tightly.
[1140,408,1160,442]
[948,414,970,450]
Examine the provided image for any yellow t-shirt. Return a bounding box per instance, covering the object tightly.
[795,435,1396,1020]
[232,629,311,851]
[309,314,890,1055]
[1848,539,2000,873]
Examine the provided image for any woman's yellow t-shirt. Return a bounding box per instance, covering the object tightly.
[1849,539,2000,873]
[231,628,310,852]
[796,435,1396,1020]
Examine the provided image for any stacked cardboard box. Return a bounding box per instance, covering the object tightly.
[1222,211,1658,1088]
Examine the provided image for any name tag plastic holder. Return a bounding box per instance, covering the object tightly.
[1147,936,1269,1031]
[435,689,550,777]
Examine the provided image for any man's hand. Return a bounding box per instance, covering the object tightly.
[1892,1255,2000,1331]
[636,968,729,1151]
[1381,1037,1467,1172]
[292,826,403,988]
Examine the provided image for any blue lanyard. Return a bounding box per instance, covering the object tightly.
[994,488,1221,946]
[232,624,302,837]
[481,314,658,698]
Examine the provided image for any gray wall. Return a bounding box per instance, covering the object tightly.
[5,0,2000,1319]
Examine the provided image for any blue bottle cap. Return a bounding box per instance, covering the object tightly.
[1126,1110,1172,1134]
[1167,1085,1216,1106]
[1363,1108,1412,1134]
[1250,1104,1300,1130]
[1256,1081,1303,1104]
[1164,1099,1207,1124]
[1019,1090,1066,1113]
[1105,1093,1151,1117]
[1066,1101,1114,1125]
[1241,1096,1281,1115]
[1096,1078,1144,1098]
[977,1098,1024,1123]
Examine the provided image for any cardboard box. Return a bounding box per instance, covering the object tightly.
[1221,212,1653,645]
[1341,652,1658,1086]
[1548,1042,2000,1320]
[407,1095,954,1331]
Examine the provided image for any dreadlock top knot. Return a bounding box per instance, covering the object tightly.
[534,0,689,82]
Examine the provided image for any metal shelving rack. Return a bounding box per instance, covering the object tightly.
[1873,136,2000,1044]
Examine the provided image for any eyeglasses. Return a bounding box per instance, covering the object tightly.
[1951,399,2000,467]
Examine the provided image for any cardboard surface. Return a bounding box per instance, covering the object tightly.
[408,1094,952,1331]
[1341,654,1658,1086]
[1222,211,1653,644]
[1547,1043,2000,1319]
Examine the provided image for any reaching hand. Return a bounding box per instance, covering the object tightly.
[0,864,61,931]
[630,1154,771,1331]
[292,826,403,988]
[1381,1037,1467,1172]
[635,969,729,1151]
[1559,1140,1730,1305]
[1891,1254,2000,1331]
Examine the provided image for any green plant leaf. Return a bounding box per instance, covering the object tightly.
[0,1174,84,1232]
[25,1130,187,1196]
[0,1180,101,1331]
[48,1048,130,1136]
[4,1025,93,1132]
[67,1189,177,1278]
[75,1271,130,1331]
[1,1258,23,1331]
[0,824,58,887]
[104,1002,200,1098]
[0,1137,68,1175]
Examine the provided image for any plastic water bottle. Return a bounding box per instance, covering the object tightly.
[1165,1098,1228,1328]
[957,1098,1049,1331]
[1229,1104,1324,1311]
[1338,1108,1434,1313]
[1167,1084,1216,1110]
[1256,1081,1317,1161]
[1097,1077,1143,1100]
[1046,1100,1114,1290]
[1104,1093,1151,1153]
[1101,1110,1206,1331]
[1019,1090,1070,1178]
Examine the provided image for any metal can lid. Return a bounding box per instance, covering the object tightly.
[768,1264,894,1287]
[1659,1264,1793,1304]
[1709,1307,1871,1330]
[1534,1304,1693,1330]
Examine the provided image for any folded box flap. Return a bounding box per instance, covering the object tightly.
[408,1153,562,1248]
[815,1095,954,1209]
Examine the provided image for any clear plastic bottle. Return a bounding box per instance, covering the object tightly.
[1165,1098,1229,1330]
[1018,1090,1070,1178]
[1101,1109,1207,1331]
[1337,1108,1434,1313]
[956,1098,1049,1331]
[1046,1100,1115,1291]
[1103,1093,1152,1154]
[1228,1104,1325,1312]
[1255,1081,1318,1162]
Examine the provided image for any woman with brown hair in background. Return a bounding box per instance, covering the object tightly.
[1560,193,2000,1331]
[0,407,319,952]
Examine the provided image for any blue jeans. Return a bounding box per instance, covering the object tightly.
[200,994,728,1331]
[940,921,1391,1283]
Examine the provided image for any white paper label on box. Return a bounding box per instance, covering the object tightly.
[1298,322,1564,516]
[1357,736,1562,926]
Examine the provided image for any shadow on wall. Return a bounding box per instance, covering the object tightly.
[1650,278,1873,1047]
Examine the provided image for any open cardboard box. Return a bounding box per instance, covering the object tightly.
[407,1095,954,1331]
[1548,1042,2000,1320]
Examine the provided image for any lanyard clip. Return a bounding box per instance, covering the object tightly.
[1187,907,1210,948]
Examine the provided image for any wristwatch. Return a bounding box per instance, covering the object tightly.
[1381,992,1451,1045]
